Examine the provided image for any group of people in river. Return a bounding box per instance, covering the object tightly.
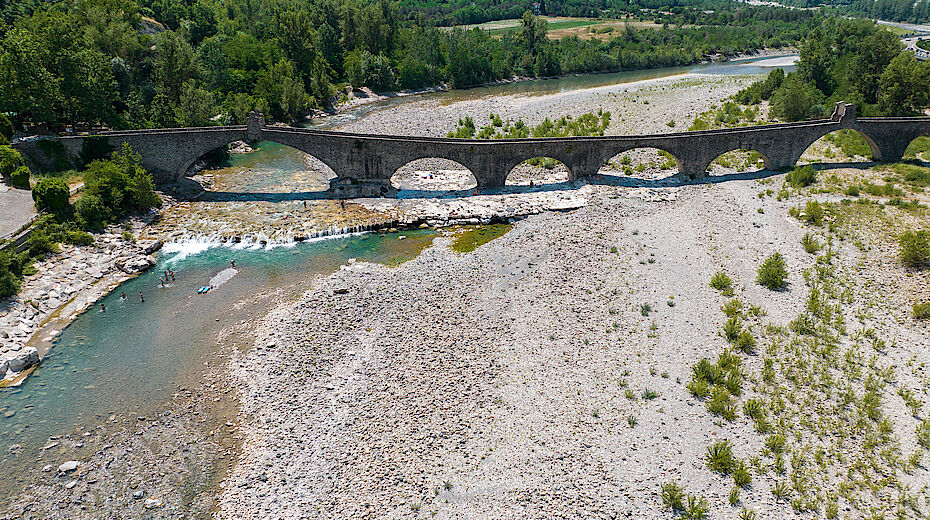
[159,268,175,287]
[99,260,238,312]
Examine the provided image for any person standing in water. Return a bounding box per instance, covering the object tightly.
[100,303,106,312]
[121,291,126,299]
[230,259,236,268]
[139,292,144,302]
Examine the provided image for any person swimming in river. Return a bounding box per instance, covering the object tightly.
[167,268,175,281]
[120,291,126,299]
[100,303,105,312]
[159,277,166,287]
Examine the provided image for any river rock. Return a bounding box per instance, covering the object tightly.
[8,347,39,372]
[58,460,79,473]
[144,498,164,509]
[142,239,164,254]
[0,359,8,377]
[117,255,156,274]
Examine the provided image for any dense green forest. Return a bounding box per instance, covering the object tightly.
[0,0,818,130]
[778,0,930,25]
[736,18,930,119]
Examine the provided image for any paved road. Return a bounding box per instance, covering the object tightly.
[0,182,37,239]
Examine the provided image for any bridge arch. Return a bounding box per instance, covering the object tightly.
[800,129,880,163]
[598,148,680,180]
[390,158,478,192]
[903,135,930,161]
[505,156,573,186]
[705,148,773,175]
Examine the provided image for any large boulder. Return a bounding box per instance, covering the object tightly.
[141,239,164,255]
[116,255,156,274]
[7,347,39,372]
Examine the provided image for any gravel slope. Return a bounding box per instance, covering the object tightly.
[218,173,856,518]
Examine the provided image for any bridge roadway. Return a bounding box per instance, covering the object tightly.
[13,103,930,197]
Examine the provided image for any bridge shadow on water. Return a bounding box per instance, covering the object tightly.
[182,161,879,202]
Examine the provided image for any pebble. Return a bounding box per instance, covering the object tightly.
[58,461,79,473]
[144,498,164,509]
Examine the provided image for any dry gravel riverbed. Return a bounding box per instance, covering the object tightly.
[218,174,929,518]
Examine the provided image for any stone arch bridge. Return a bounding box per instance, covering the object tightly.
[14,103,930,197]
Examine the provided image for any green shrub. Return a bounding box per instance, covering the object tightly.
[918,419,930,449]
[83,143,161,215]
[710,271,733,295]
[800,233,821,254]
[74,193,107,230]
[660,482,685,511]
[0,145,24,177]
[757,253,788,290]
[706,440,736,474]
[844,185,860,196]
[721,298,742,317]
[801,201,824,226]
[27,228,59,256]
[32,177,71,214]
[898,230,929,268]
[732,461,752,487]
[10,166,29,189]
[785,165,817,188]
[736,330,756,353]
[914,302,930,320]
[723,317,742,342]
[0,250,29,298]
[707,386,738,420]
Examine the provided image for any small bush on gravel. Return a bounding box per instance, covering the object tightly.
[660,482,685,511]
[710,271,733,293]
[765,433,786,453]
[898,230,929,268]
[684,495,709,519]
[914,303,930,320]
[707,386,738,420]
[723,317,742,342]
[918,419,930,449]
[732,461,752,487]
[757,253,788,290]
[706,440,736,474]
[800,233,821,254]
[736,330,756,353]
[790,200,825,226]
[785,165,817,188]
[721,298,742,317]
[729,487,740,505]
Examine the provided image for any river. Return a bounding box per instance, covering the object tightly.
[0,54,796,504]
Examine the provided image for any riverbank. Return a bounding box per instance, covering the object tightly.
[321,48,795,121]
[0,222,161,386]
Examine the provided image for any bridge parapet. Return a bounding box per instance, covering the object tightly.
[12,102,930,192]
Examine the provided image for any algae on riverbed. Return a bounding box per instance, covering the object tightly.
[451,224,512,253]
